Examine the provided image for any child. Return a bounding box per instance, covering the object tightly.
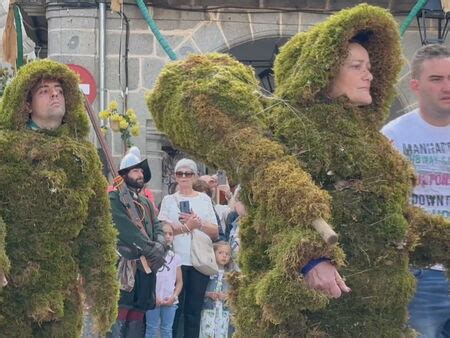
[199,241,232,338]
[145,223,183,338]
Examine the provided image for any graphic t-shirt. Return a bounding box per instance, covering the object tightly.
[382,109,450,217]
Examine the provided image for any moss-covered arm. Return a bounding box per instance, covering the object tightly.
[0,216,10,288]
[76,155,119,334]
[406,206,450,272]
[147,54,341,265]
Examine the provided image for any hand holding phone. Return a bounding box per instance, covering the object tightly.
[216,170,227,185]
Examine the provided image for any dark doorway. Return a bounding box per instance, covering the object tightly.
[226,37,289,93]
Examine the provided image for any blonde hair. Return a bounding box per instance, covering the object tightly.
[213,241,232,270]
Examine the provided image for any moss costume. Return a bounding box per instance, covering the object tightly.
[0,60,119,337]
[147,4,450,337]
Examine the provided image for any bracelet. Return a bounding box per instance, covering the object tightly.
[183,223,191,233]
[300,257,331,276]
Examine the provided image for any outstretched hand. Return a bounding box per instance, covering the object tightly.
[304,261,351,298]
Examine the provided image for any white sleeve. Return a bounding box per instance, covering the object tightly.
[158,195,177,224]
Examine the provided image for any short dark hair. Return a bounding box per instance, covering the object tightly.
[411,44,450,79]
[26,76,63,103]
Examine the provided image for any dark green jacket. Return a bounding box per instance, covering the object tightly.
[109,188,164,311]
[109,189,164,252]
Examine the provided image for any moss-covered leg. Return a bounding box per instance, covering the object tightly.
[0,217,10,289]
[0,287,33,337]
[75,150,119,335]
[406,206,450,271]
[32,286,83,338]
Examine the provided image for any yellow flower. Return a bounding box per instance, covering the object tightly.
[119,120,129,130]
[110,113,122,122]
[130,124,140,136]
[126,108,136,117]
[108,101,118,111]
[126,109,138,123]
[98,110,110,120]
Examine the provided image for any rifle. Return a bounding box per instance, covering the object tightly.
[83,95,152,274]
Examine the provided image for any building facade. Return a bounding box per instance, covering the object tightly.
[2,0,442,202]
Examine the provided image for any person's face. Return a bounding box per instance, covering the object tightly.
[29,79,65,125]
[175,167,196,188]
[163,225,174,245]
[125,168,145,190]
[411,57,450,119]
[214,245,231,267]
[329,43,373,106]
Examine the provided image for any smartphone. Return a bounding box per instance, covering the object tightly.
[179,200,191,214]
[217,170,227,185]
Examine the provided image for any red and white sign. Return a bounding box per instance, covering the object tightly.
[67,64,97,104]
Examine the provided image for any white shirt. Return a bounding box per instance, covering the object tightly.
[382,108,450,270]
[158,192,218,266]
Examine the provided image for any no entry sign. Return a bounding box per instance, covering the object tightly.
[67,64,97,104]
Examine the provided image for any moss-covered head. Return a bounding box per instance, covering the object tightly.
[274,4,402,123]
[0,59,89,138]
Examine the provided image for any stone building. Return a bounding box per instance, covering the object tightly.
[2,0,445,202]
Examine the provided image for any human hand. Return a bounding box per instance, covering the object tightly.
[156,298,163,306]
[181,213,202,230]
[143,242,165,271]
[217,183,231,198]
[162,295,177,305]
[304,261,351,298]
[217,292,228,301]
[206,291,218,300]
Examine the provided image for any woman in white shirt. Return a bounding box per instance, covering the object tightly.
[158,158,218,337]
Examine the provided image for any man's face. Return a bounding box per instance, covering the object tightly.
[29,79,65,126]
[125,168,145,190]
[411,57,450,119]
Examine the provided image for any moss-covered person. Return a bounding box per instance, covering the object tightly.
[0,59,119,336]
[108,146,166,338]
[147,4,450,336]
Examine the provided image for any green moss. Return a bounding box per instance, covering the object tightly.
[147,4,448,336]
[0,60,118,336]
[0,217,10,278]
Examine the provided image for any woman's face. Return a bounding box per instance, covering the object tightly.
[175,166,196,188]
[328,43,373,106]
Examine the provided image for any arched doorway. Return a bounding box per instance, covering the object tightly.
[225,37,289,93]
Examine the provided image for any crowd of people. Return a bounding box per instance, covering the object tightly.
[111,154,241,337]
[0,3,449,338]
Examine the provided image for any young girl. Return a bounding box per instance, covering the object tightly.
[145,223,183,338]
[199,241,232,338]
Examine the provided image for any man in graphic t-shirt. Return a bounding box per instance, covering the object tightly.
[382,44,450,338]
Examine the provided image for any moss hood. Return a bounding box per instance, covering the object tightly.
[0,59,89,138]
[274,4,402,123]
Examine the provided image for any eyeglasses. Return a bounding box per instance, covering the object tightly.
[175,171,195,178]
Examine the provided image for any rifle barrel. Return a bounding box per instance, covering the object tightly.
[83,95,118,177]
